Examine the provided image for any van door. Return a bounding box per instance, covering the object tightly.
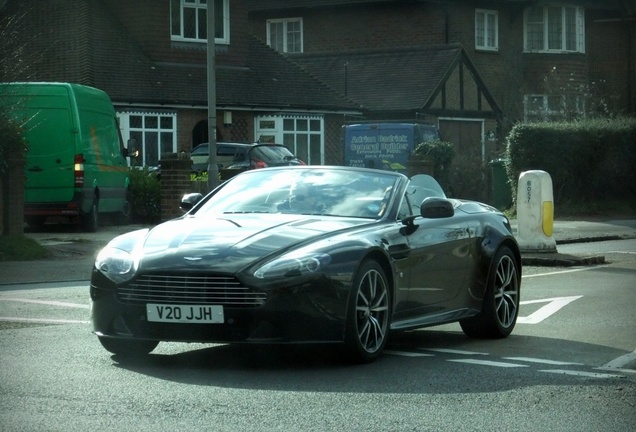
[20,91,77,206]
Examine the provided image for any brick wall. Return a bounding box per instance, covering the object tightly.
[159,152,192,221]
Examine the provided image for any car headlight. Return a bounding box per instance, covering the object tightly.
[95,247,137,284]
[254,253,331,279]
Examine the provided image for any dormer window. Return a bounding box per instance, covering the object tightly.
[170,0,230,44]
[267,18,303,53]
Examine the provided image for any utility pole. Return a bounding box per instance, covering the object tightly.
[206,0,220,190]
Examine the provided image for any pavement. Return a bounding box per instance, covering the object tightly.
[1,217,635,286]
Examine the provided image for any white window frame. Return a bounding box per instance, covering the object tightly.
[523,5,585,53]
[117,112,177,167]
[170,0,230,44]
[266,18,304,53]
[255,115,323,164]
[524,94,585,122]
[475,9,498,51]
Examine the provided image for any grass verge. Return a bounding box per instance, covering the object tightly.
[0,234,49,261]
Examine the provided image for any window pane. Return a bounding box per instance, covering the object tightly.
[565,7,576,51]
[130,115,142,128]
[283,133,295,149]
[527,95,544,112]
[287,20,301,53]
[160,132,173,154]
[145,116,158,129]
[526,7,544,51]
[183,8,196,38]
[283,118,294,131]
[547,7,562,50]
[160,116,173,129]
[260,120,275,129]
[310,119,321,131]
[296,134,308,163]
[145,132,159,166]
[310,134,321,164]
[215,0,224,38]
[198,8,207,39]
[296,119,308,131]
[269,22,284,52]
[476,13,485,46]
[486,14,496,47]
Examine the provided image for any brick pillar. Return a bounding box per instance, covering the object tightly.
[160,152,192,222]
[1,150,25,235]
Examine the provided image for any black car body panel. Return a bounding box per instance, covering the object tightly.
[91,167,521,358]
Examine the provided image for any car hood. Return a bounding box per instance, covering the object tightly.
[135,214,369,273]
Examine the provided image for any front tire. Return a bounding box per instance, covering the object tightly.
[344,260,391,363]
[460,246,520,338]
[98,336,158,357]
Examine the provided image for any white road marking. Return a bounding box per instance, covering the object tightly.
[0,297,89,309]
[422,348,488,356]
[448,359,527,368]
[517,296,582,324]
[522,266,603,278]
[0,317,90,324]
[503,357,584,366]
[596,367,636,374]
[600,348,636,369]
[540,369,623,379]
[385,350,434,357]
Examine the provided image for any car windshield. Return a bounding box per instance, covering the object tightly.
[193,168,401,218]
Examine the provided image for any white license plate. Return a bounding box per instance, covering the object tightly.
[146,304,224,324]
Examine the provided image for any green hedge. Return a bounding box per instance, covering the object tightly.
[128,167,161,223]
[506,117,636,206]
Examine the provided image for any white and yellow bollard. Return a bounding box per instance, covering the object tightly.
[516,170,557,253]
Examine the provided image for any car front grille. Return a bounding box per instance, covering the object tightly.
[117,273,266,308]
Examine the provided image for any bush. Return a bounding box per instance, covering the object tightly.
[413,139,455,190]
[128,167,161,224]
[447,152,489,202]
[506,117,636,207]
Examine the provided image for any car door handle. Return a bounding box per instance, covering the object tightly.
[27,166,43,172]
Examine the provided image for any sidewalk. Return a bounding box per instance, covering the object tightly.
[1,218,635,286]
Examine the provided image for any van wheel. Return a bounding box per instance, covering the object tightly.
[81,200,99,232]
[115,193,133,225]
[25,216,47,228]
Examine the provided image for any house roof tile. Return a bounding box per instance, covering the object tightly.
[291,45,463,112]
[4,0,360,113]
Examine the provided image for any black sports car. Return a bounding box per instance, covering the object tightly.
[91,166,521,363]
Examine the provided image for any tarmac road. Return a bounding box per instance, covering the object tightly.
[1,217,635,285]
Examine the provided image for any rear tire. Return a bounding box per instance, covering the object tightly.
[460,246,520,338]
[25,216,47,228]
[98,336,158,357]
[343,260,391,363]
[81,200,98,232]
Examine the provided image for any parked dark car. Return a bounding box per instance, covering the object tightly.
[91,166,521,363]
[190,142,303,174]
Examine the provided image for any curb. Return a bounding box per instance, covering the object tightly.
[521,253,605,267]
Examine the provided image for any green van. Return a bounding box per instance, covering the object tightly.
[2,82,133,231]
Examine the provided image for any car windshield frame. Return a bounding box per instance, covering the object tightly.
[191,167,403,219]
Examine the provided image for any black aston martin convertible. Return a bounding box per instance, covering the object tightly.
[91,166,521,363]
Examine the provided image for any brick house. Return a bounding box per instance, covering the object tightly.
[2,0,635,167]
[249,0,636,159]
